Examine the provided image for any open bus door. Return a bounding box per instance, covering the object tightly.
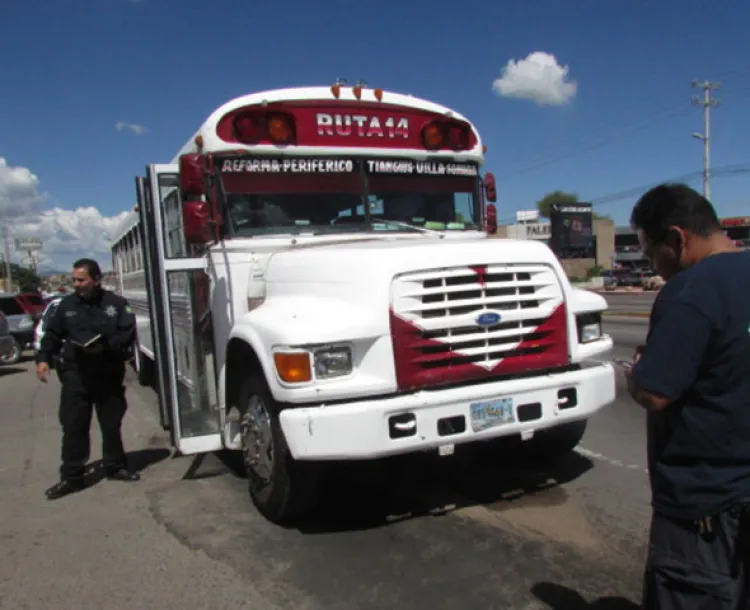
[137,163,221,455]
[134,176,170,430]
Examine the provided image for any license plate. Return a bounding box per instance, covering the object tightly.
[470,398,515,432]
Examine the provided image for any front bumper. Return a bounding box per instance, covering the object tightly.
[279,361,616,460]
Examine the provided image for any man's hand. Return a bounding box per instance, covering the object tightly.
[36,362,49,383]
[625,362,636,399]
[623,345,644,399]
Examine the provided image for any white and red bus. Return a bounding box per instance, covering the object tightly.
[110,83,615,524]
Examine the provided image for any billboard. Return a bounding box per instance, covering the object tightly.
[14,237,43,251]
[549,202,594,257]
[507,222,550,241]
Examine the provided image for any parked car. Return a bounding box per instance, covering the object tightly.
[0,293,39,364]
[0,311,17,364]
[601,270,618,290]
[33,296,63,355]
[15,291,46,320]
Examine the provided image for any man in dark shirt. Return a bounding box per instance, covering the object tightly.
[36,258,140,500]
[625,184,750,608]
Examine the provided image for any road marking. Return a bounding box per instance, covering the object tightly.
[575,446,648,474]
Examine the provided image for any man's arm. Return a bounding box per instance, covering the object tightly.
[627,299,712,411]
[107,298,136,351]
[36,300,67,365]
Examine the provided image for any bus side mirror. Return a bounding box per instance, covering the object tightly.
[484,172,497,202]
[486,203,497,235]
[183,199,213,244]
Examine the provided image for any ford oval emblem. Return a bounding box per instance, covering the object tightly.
[475,311,501,327]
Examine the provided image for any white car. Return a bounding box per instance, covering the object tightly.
[33,297,63,354]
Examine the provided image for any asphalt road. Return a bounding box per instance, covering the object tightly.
[601,291,656,316]
[1,318,650,610]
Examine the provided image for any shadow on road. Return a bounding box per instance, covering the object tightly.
[0,365,26,377]
[83,447,171,487]
[532,582,639,609]
[210,440,594,533]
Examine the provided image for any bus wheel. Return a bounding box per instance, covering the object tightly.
[238,375,321,524]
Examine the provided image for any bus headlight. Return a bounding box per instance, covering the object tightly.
[313,346,353,379]
[576,312,602,343]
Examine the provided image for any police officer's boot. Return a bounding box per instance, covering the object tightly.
[45,479,85,500]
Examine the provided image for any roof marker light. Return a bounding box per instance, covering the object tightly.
[374,88,383,101]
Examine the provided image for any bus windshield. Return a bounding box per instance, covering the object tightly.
[218,158,481,238]
[366,174,479,231]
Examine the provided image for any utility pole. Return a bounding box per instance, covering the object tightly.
[691,80,720,201]
[1,226,12,293]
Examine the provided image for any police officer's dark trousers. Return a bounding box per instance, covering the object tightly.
[58,364,128,481]
[641,504,750,609]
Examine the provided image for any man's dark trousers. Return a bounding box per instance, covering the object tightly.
[642,506,750,609]
[57,365,128,481]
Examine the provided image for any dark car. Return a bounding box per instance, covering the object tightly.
[611,269,641,287]
[0,311,17,364]
[0,293,39,363]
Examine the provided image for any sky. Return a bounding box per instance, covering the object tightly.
[1,0,750,272]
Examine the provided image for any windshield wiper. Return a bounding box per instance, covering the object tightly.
[375,220,445,238]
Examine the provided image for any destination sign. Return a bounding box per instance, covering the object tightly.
[365,159,478,177]
[220,158,355,174]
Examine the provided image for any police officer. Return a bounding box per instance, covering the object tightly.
[625,184,750,608]
[36,258,140,500]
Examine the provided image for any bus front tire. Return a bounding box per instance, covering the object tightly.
[238,375,321,525]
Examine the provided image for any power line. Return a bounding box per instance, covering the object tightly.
[496,73,750,181]
[589,163,749,208]
[691,79,721,200]
[494,162,750,226]
[500,100,693,179]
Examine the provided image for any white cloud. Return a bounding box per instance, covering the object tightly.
[0,157,129,273]
[0,157,47,217]
[492,51,577,106]
[115,121,148,135]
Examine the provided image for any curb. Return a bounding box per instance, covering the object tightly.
[602,311,650,319]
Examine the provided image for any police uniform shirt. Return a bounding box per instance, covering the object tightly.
[632,251,750,520]
[36,289,136,368]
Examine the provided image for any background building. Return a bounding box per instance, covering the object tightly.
[613,215,750,269]
[494,210,615,278]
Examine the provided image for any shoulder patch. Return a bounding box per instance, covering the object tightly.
[124,305,133,314]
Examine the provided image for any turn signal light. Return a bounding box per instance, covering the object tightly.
[422,122,443,149]
[267,114,295,144]
[233,114,261,142]
[274,352,312,383]
[420,120,471,151]
[231,112,297,145]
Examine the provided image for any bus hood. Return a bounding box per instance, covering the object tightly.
[264,236,564,290]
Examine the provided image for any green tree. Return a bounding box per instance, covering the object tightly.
[0,262,42,292]
[535,190,611,221]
